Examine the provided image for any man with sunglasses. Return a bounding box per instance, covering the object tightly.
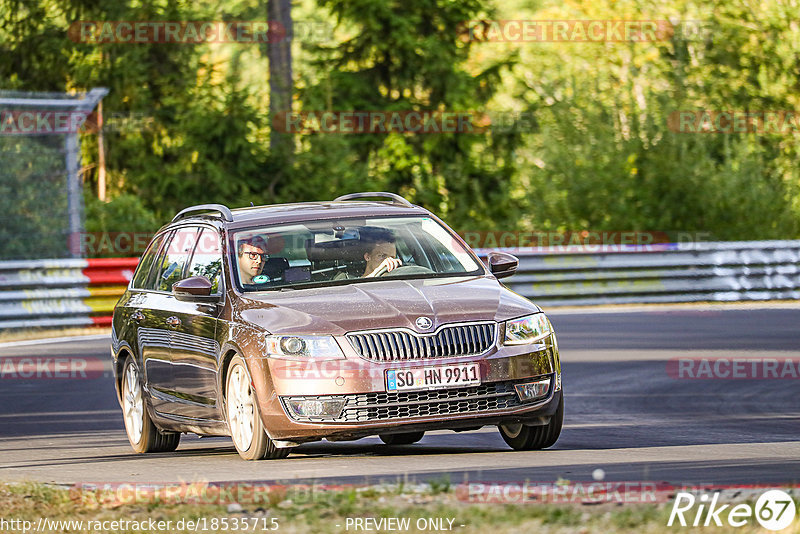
[237,236,268,285]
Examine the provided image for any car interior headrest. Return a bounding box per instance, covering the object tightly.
[305,239,365,262]
[260,257,290,279]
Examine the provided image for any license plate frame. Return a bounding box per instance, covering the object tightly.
[385,363,481,392]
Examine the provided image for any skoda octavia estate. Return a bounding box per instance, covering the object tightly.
[111,192,563,460]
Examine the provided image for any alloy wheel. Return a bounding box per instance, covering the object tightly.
[227,364,255,452]
[123,362,144,444]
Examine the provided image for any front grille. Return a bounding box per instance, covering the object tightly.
[347,322,496,362]
[282,380,527,423]
[341,381,522,422]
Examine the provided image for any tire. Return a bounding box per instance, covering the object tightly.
[379,431,425,445]
[225,355,289,461]
[121,357,180,453]
[498,394,563,451]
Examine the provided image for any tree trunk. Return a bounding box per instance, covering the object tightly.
[268,0,293,175]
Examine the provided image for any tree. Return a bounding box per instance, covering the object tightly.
[267,0,294,194]
[288,0,523,231]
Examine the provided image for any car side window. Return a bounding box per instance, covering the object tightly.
[187,228,223,294]
[154,227,201,293]
[131,233,167,290]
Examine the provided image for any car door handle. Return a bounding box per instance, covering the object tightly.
[166,316,181,327]
[131,311,145,322]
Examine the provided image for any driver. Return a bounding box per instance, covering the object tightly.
[237,236,267,285]
[361,228,402,277]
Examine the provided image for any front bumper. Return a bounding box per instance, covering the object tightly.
[246,334,561,443]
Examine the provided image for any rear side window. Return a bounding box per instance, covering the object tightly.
[131,233,167,289]
[153,227,201,292]
[186,228,223,294]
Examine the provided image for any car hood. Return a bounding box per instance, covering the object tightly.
[237,275,539,335]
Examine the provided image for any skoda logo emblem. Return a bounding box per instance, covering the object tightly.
[415,317,433,330]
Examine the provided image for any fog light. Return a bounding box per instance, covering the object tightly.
[284,397,345,420]
[514,378,550,402]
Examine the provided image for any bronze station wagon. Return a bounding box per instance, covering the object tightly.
[111,192,563,460]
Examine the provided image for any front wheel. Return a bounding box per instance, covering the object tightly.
[121,357,180,453]
[499,394,563,451]
[225,355,289,461]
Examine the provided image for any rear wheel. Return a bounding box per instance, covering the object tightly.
[379,431,425,445]
[121,357,180,453]
[225,355,289,461]
[499,395,563,451]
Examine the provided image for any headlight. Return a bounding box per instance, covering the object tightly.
[265,335,345,359]
[504,313,552,345]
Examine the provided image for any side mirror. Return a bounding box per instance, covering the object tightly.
[487,251,518,280]
[173,276,220,303]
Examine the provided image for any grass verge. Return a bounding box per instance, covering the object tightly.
[1,481,795,533]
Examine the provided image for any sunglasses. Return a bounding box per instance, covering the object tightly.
[242,251,266,261]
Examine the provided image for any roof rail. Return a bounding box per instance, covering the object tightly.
[172,204,234,223]
[333,192,413,207]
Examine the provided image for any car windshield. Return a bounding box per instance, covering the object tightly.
[231,216,483,291]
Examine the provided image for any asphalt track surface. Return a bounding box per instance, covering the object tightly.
[1,305,798,487]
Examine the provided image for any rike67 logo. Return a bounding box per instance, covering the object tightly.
[668,489,796,530]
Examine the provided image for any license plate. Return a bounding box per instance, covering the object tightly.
[386,363,480,392]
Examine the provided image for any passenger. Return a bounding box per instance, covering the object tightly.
[237,236,267,285]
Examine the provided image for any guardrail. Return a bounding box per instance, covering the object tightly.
[0,258,136,329]
[478,240,800,307]
[0,241,797,329]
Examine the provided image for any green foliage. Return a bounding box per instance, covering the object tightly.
[1,0,272,227]
[507,0,800,238]
[428,475,451,495]
[287,0,522,230]
[84,193,159,234]
[81,193,160,258]
[0,136,71,259]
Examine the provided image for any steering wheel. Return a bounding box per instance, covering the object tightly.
[379,265,434,276]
